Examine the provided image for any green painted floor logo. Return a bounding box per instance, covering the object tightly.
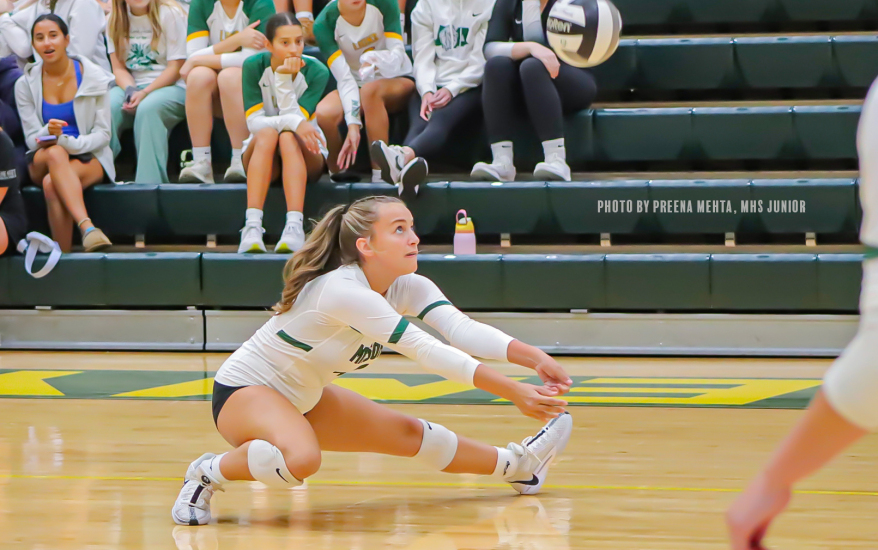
[0,370,821,409]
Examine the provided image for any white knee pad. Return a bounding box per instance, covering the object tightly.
[415,419,458,471]
[247,440,302,488]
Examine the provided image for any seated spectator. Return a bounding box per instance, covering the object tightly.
[470,0,596,182]
[0,0,113,73]
[177,0,275,183]
[313,0,414,184]
[238,13,328,254]
[370,0,492,197]
[108,0,187,183]
[0,56,28,184]
[16,15,115,252]
[0,126,28,257]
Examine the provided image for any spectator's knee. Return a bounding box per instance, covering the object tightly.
[186,66,217,90]
[519,56,548,79]
[216,68,242,92]
[485,55,516,78]
[315,102,343,127]
[42,174,57,200]
[44,144,69,165]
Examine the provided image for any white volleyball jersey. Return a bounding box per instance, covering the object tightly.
[186,0,274,50]
[858,77,878,251]
[215,264,515,408]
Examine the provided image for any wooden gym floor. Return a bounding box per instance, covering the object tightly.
[1,351,877,549]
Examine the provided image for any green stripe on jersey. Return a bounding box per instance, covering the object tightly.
[417,300,452,320]
[388,318,409,344]
[276,330,313,351]
[866,246,878,260]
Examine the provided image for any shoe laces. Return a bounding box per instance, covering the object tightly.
[241,223,265,238]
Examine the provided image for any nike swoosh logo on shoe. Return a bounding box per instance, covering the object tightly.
[510,475,540,486]
[276,468,288,482]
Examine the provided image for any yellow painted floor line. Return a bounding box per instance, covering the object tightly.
[1,473,875,497]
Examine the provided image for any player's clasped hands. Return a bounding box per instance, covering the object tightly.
[512,383,568,422]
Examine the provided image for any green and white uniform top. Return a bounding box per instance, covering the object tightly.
[186,0,274,67]
[860,77,878,256]
[313,0,410,127]
[242,51,330,155]
[214,263,514,410]
[107,4,188,89]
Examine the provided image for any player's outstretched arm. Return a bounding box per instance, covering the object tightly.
[726,390,866,550]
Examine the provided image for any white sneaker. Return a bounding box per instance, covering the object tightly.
[224,158,246,183]
[179,159,215,184]
[505,412,572,495]
[275,221,304,254]
[238,222,266,253]
[471,161,516,182]
[533,156,571,182]
[371,140,427,198]
[172,453,224,526]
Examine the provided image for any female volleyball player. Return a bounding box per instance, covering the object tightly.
[173,194,574,526]
[237,13,328,254]
[470,0,597,182]
[370,0,495,197]
[312,0,415,185]
[726,77,878,550]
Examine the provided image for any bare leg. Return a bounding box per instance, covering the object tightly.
[215,385,322,482]
[184,66,219,149]
[306,384,498,475]
[278,131,324,212]
[216,68,248,150]
[243,128,281,210]
[0,212,7,256]
[360,78,415,169]
[314,91,345,174]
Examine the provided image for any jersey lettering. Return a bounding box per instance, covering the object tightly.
[349,342,383,364]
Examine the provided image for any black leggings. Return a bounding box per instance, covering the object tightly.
[403,87,482,160]
[482,56,597,143]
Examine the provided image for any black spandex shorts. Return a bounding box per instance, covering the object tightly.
[212,381,246,425]
[0,190,27,257]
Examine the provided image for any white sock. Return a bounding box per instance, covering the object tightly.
[492,446,519,480]
[193,147,211,163]
[286,211,303,228]
[491,141,513,166]
[245,208,263,225]
[372,169,383,183]
[204,453,229,484]
[231,148,243,164]
[542,138,566,162]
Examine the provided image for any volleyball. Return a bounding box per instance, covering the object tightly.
[546,0,622,68]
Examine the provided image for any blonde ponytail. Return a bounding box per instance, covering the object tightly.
[273,195,404,314]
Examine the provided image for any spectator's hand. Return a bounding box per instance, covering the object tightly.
[180,58,198,80]
[47,119,68,137]
[529,43,560,79]
[419,92,434,121]
[295,121,325,155]
[430,88,453,109]
[511,383,567,422]
[0,0,14,14]
[301,18,316,45]
[276,56,304,76]
[123,90,147,113]
[727,475,792,550]
[236,21,267,51]
[337,123,360,171]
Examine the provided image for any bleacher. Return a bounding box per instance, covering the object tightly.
[3,0,875,340]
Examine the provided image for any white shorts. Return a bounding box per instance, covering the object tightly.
[214,348,325,414]
[822,257,878,431]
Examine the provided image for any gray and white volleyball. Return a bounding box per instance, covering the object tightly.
[546,0,622,68]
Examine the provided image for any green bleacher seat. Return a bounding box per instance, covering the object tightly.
[8,253,107,307]
[692,106,795,160]
[447,182,552,235]
[637,38,737,90]
[684,0,774,24]
[833,36,878,88]
[88,184,163,236]
[605,254,711,310]
[104,253,202,306]
[776,0,878,22]
[590,40,638,91]
[548,180,651,235]
[734,36,836,89]
[817,253,864,311]
[201,254,287,307]
[711,254,819,310]
[749,179,859,234]
[158,184,244,236]
[594,108,692,161]
[610,0,688,26]
[417,254,505,309]
[648,179,749,234]
[793,105,861,160]
[502,254,606,310]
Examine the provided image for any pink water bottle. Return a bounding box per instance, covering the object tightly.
[453,209,476,255]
